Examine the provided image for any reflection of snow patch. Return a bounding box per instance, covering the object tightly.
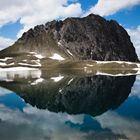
[68,78,73,85]
[31,78,44,85]
[0,67,38,71]
[49,53,65,61]
[59,88,63,93]
[0,68,41,81]
[51,75,64,82]
[84,67,88,72]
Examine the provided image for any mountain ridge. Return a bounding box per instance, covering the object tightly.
[0,14,139,69]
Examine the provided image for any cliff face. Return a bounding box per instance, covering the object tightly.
[0,14,138,62]
[46,14,138,61]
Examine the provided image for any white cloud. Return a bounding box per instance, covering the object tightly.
[0,0,82,38]
[0,36,14,50]
[84,0,140,16]
[127,25,140,58]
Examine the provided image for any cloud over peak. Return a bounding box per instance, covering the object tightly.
[127,26,140,58]
[0,36,14,50]
[0,0,82,38]
[85,0,140,16]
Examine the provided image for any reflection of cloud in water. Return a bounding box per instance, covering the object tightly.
[96,111,140,140]
[0,87,12,96]
[0,104,125,140]
[129,75,140,99]
[0,104,88,140]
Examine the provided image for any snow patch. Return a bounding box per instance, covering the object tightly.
[0,62,15,66]
[86,64,94,67]
[96,61,140,66]
[9,62,14,65]
[0,62,7,66]
[18,62,41,67]
[96,71,140,77]
[49,53,65,61]
[22,60,27,62]
[58,41,62,46]
[29,52,45,59]
[35,54,44,59]
[51,75,64,82]
[29,52,36,54]
[136,63,140,68]
[0,57,13,61]
[67,49,73,56]
[31,60,40,63]
[96,61,140,70]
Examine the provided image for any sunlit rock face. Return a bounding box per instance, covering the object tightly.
[0,70,136,117]
[0,14,138,69]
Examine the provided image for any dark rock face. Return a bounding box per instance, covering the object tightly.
[0,14,138,62]
[46,14,138,61]
[0,74,136,117]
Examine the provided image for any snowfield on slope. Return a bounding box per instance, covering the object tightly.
[49,53,65,61]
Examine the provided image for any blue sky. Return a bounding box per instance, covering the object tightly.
[0,0,140,57]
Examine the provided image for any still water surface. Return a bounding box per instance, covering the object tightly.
[0,70,140,140]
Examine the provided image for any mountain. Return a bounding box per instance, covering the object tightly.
[0,71,136,116]
[0,14,139,69]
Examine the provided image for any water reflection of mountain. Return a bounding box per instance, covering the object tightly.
[0,71,136,117]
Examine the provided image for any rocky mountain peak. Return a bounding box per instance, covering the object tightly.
[0,14,139,69]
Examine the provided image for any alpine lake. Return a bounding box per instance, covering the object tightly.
[0,68,140,140]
